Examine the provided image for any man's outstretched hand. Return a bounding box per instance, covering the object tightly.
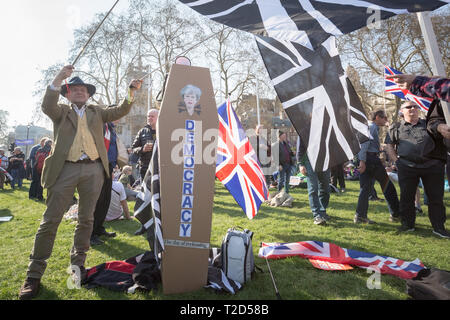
[386,74,416,90]
[128,79,144,100]
[52,65,75,87]
[437,124,450,140]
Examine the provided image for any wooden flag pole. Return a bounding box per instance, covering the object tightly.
[256,77,261,126]
[71,0,120,66]
[147,65,152,110]
[416,11,450,124]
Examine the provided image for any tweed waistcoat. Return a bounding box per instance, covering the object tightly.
[66,112,100,161]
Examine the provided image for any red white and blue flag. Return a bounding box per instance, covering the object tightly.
[259,241,425,279]
[104,123,111,151]
[216,99,268,219]
[385,65,432,112]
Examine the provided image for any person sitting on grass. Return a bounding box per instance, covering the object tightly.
[0,147,11,190]
[118,165,139,200]
[104,180,133,222]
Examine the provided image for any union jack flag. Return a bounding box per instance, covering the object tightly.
[216,99,268,219]
[259,241,425,279]
[103,123,111,151]
[385,65,432,112]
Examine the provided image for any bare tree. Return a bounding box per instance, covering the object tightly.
[0,109,9,145]
[32,63,64,125]
[31,0,276,127]
[130,0,204,94]
[32,11,141,121]
[338,11,449,122]
[68,12,141,105]
[200,23,272,110]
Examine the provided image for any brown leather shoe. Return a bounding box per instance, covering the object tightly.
[19,277,41,300]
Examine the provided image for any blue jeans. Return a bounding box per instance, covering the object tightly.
[277,164,292,193]
[10,168,23,189]
[304,160,330,218]
[356,155,399,218]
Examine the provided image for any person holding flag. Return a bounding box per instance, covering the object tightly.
[385,101,449,239]
[389,74,449,103]
[19,65,143,300]
[388,73,450,141]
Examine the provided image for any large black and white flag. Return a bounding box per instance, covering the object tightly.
[178,0,448,170]
[256,35,366,170]
[133,141,164,264]
[179,0,448,51]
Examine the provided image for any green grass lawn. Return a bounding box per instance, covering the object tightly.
[0,179,449,300]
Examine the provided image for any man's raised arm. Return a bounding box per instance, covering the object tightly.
[101,79,143,123]
[42,65,75,121]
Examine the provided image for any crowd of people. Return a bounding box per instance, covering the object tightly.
[5,64,448,300]
[252,74,450,239]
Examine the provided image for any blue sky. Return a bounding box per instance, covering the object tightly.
[0,0,130,129]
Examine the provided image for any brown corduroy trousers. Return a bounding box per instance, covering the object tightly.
[27,161,104,279]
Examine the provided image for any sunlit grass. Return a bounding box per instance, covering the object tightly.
[0,179,448,300]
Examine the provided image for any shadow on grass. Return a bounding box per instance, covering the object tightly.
[213,200,247,217]
[104,219,143,236]
[0,208,12,216]
[0,189,15,193]
[268,232,380,254]
[0,208,13,222]
[214,190,444,242]
[88,220,151,261]
[35,285,61,300]
[214,188,230,197]
[88,286,133,300]
[89,236,149,262]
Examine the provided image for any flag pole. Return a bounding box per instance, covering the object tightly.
[71,0,120,66]
[265,257,282,300]
[382,66,387,114]
[147,65,152,110]
[256,78,261,126]
[416,11,450,124]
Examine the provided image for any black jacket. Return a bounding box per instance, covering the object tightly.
[8,152,25,170]
[272,140,294,166]
[131,125,156,169]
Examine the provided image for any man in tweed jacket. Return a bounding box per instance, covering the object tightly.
[19,65,143,299]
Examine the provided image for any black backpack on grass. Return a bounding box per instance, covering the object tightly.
[406,268,450,300]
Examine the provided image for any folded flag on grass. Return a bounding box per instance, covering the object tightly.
[309,259,353,271]
[259,241,425,279]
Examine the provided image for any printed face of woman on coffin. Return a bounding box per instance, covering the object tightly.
[180,85,202,116]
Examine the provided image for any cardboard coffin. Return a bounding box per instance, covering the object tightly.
[157,64,218,294]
